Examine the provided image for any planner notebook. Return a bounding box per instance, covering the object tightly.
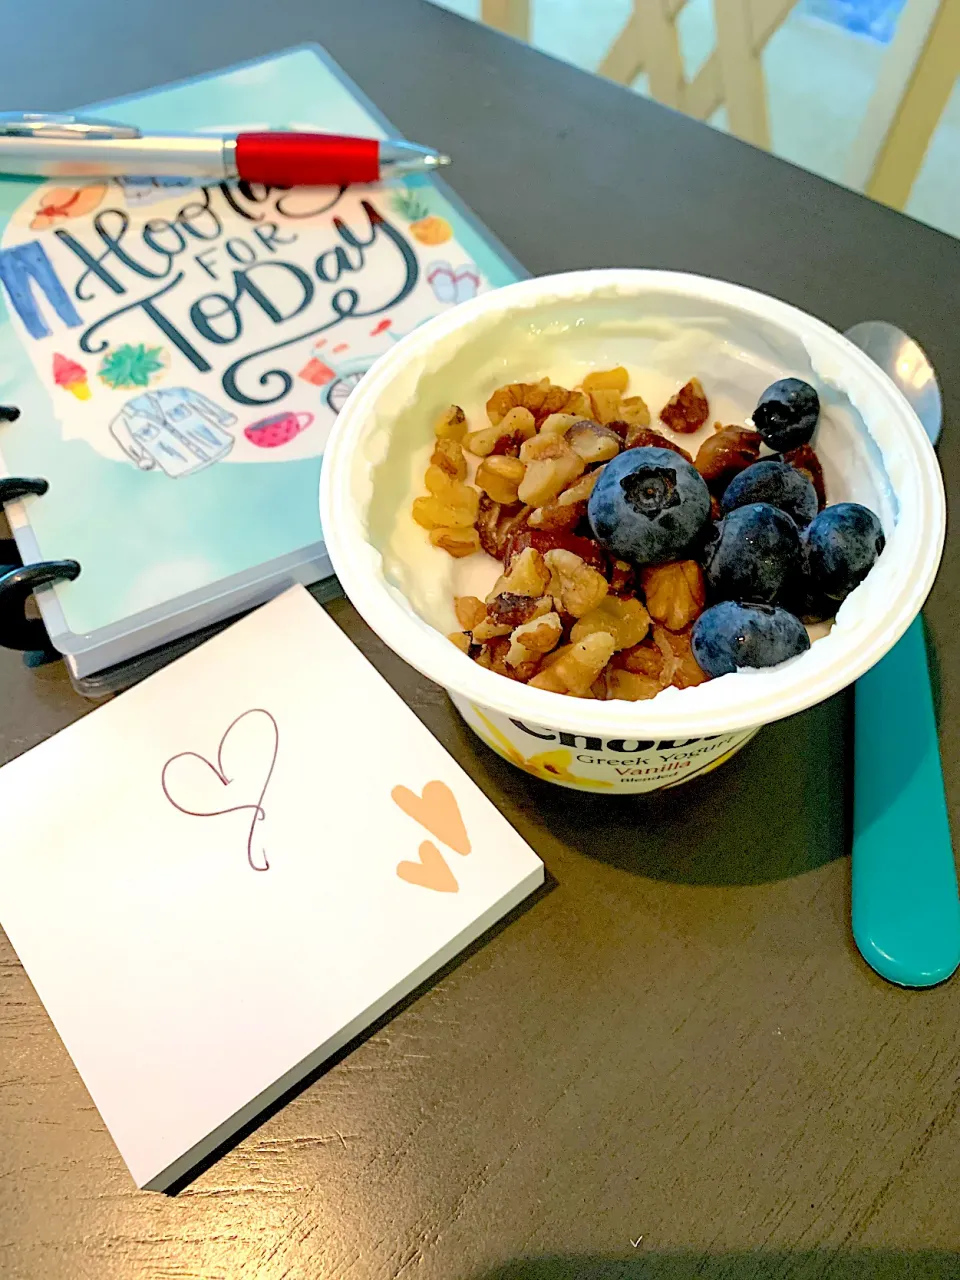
[0,586,545,1190]
[0,46,521,679]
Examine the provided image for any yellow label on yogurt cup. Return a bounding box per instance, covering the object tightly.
[450,695,758,793]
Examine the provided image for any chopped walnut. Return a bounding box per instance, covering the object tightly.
[608,558,635,596]
[558,468,603,505]
[485,379,584,427]
[528,499,585,532]
[588,388,623,425]
[476,494,530,558]
[429,526,481,557]
[616,638,666,680]
[476,455,526,505]
[473,614,514,643]
[488,546,551,600]
[618,394,651,428]
[539,412,579,437]
[710,494,722,521]
[653,624,708,688]
[582,367,629,393]
[781,444,827,509]
[617,423,693,459]
[435,404,467,441]
[412,488,479,530]
[430,437,467,481]
[517,433,585,506]
[660,378,709,433]
[544,548,609,618]
[529,632,616,696]
[694,424,761,492]
[506,611,563,666]
[607,669,663,701]
[570,594,650,649]
[504,527,607,575]
[641,561,706,631]
[466,406,537,457]
[486,592,551,630]
[455,595,487,631]
[477,635,540,682]
[566,419,622,464]
[448,631,472,653]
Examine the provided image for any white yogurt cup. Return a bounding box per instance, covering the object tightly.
[320,270,945,793]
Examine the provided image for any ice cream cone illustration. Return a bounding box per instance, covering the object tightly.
[52,353,91,401]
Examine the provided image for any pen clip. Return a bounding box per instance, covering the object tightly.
[0,112,141,141]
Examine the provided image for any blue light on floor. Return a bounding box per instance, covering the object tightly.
[800,0,907,43]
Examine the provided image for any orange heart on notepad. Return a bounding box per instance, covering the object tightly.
[397,841,459,893]
[391,781,471,856]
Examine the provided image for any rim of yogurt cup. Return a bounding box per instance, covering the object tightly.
[320,269,945,739]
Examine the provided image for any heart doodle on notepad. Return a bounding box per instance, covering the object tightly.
[161,708,279,872]
[391,781,471,856]
[397,841,459,893]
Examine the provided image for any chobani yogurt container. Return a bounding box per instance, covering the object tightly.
[320,270,944,793]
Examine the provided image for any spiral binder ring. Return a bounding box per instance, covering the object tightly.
[0,561,81,650]
[0,407,80,653]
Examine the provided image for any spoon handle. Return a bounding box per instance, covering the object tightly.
[853,615,960,986]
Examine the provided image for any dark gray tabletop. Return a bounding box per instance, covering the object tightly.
[2,2,960,1277]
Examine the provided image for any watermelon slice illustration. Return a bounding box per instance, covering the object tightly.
[244,410,314,448]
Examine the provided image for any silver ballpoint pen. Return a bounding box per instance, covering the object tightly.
[0,113,452,183]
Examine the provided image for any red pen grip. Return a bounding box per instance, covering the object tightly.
[234,132,380,186]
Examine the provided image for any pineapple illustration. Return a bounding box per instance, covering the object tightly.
[390,188,453,245]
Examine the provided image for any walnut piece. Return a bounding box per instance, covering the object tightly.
[618,395,651,428]
[455,595,487,631]
[653,624,708,688]
[694,424,761,492]
[466,406,536,456]
[429,526,481,557]
[558,468,603,505]
[476,494,530,558]
[448,631,472,653]
[616,638,666,680]
[430,437,467,481]
[488,546,551,600]
[570,594,650,650]
[539,412,580,437]
[476,635,540,682]
[618,423,693,460]
[486,592,550,630]
[582,366,629,393]
[435,404,467,441]
[588,388,623,425]
[660,378,709,433]
[528,499,585,532]
[476,455,526,505]
[566,419,622,464]
[607,669,663,701]
[486,380,586,426]
[412,488,479,530]
[506,611,563,666]
[517,434,585,506]
[641,561,706,631]
[544,548,609,618]
[781,444,827,509]
[529,632,616,696]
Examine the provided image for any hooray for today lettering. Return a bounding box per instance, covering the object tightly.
[0,182,419,407]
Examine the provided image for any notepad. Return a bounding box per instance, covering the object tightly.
[0,45,521,680]
[0,586,544,1190]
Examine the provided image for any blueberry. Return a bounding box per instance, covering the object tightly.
[721,459,818,528]
[587,446,710,565]
[692,602,811,676]
[702,502,802,605]
[753,378,819,451]
[802,502,885,603]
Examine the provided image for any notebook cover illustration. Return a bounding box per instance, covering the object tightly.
[0,46,521,670]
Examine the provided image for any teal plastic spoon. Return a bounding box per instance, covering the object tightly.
[845,321,960,987]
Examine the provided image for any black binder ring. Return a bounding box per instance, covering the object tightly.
[0,561,81,651]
